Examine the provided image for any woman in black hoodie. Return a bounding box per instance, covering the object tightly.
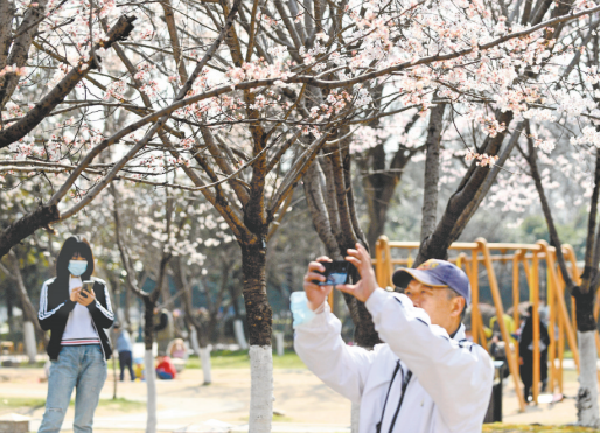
[38,236,113,433]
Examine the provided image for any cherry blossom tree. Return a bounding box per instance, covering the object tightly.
[4,0,600,430]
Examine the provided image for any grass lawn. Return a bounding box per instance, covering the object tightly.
[0,397,144,412]
[482,426,596,432]
[185,349,307,369]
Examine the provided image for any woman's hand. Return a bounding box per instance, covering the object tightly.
[70,287,81,302]
[77,289,96,307]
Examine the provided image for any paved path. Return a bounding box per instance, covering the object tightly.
[0,365,585,432]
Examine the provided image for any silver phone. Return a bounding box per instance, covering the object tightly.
[82,280,94,295]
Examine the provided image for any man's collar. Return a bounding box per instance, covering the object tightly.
[449,323,466,340]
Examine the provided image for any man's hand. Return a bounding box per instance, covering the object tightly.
[77,289,96,307]
[303,257,333,311]
[337,243,377,303]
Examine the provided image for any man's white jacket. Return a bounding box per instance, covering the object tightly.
[294,288,494,433]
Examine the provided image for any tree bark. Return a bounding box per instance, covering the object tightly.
[242,241,273,433]
[0,0,48,108]
[113,182,170,433]
[144,348,157,433]
[577,331,600,428]
[171,256,212,384]
[419,101,446,246]
[0,15,137,148]
[3,250,47,350]
[0,204,59,260]
[417,110,513,261]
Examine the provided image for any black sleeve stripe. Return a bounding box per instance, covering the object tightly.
[416,317,429,327]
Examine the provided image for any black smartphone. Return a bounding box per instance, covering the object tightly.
[81,280,95,295]
[316,260,351,286]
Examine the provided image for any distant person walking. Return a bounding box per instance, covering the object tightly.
[154,307,174,356]
[115,323,135,381]
[519,306,550,402]
[37,236,114,432]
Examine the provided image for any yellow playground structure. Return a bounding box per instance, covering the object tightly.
[372,236,600,413]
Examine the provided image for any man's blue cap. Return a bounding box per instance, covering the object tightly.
[392,259,471,305]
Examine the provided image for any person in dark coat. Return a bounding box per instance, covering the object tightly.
[518,306,550,402]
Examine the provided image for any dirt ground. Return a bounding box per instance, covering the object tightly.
[0,366,585,432]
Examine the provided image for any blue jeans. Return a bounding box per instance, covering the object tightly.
[38,345,107,433]
[118,350,134,381]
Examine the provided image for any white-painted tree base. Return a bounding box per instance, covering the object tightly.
[249,345,272,433]
[189,326,200,356]
[145,349,157,433]
[350,401,361,433]
[578,331,600,427]
[23,321,36,364]
[200,347,212,384]
[235,320,248,349]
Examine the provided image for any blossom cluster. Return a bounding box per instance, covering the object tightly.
[465,150,499,167]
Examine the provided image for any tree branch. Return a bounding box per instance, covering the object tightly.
[0,14,137,148]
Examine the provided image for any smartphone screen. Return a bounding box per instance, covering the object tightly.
[82,280,94,294]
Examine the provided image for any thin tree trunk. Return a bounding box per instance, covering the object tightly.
[361,113,420,250]
[7,250,47,350]
[23,322,37,364]
[200,347,212,385]
[113,182,170,433]
[419,101,446,247]
[144,348,157,433]
[171,256,212,384]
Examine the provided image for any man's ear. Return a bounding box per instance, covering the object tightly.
[451,297,465,317]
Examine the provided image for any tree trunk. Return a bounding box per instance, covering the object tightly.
[577,330,600,427]
[171,255,213,385]
[0,204,60,260]
[8,250,47,349]
[417,110,514,261]
[7,284,13,333]
[23,321,37,364]
[189,325,199,355]
[145,348,157,433]
[200,347,212,385]
[235,319,248,349]
[574,287,600,427]
[419,101,445,246]
[143,298,157,433]
[242,242,273,433]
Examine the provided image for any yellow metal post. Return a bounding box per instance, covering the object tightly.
[547,249,556,394]
[513,251,521,378]
[531,243,540,404]
[376,236,390,288]
[477,239,525,412]
[551,256,580,370]
[471,250,480,346]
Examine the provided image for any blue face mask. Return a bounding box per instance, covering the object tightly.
[68,260,87,276]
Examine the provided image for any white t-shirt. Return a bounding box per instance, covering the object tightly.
[61,277,100,345]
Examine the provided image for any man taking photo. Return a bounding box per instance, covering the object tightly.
[294,243,493,433]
